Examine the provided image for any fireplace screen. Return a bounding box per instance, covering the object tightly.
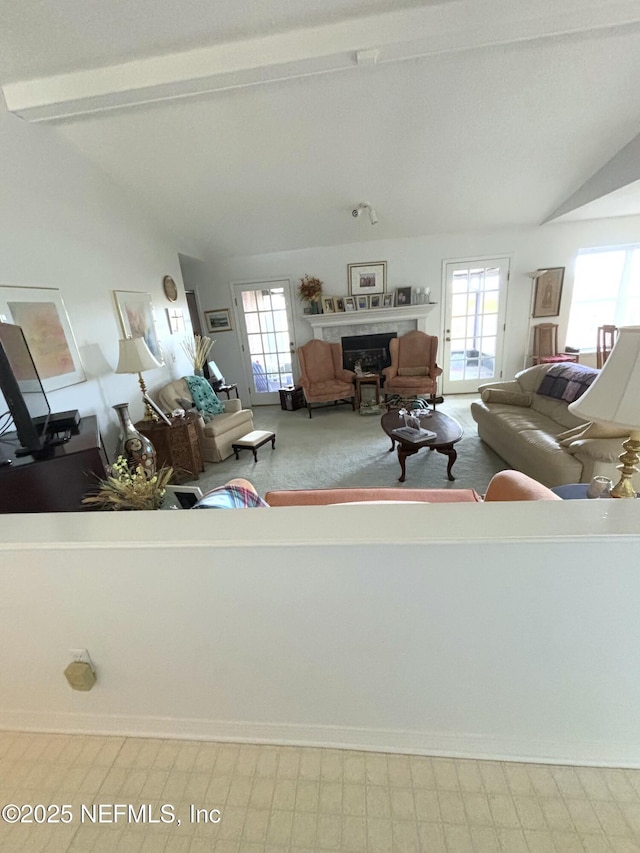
[342,333,396,373]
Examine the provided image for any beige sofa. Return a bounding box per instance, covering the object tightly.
[158,378,254,463]
[470,364,624,487]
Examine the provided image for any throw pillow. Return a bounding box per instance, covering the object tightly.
[480,389,532,406]
[558,421,629,446]
[397,366,428,376]
[194,484,269,509]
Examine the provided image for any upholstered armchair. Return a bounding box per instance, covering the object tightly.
[157,378,254,463]
[383,331,443,405]
[297,339,356,418]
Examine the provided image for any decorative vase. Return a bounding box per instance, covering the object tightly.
[309,300,320,314]
[113,403,157,477]
[194,367,204,377]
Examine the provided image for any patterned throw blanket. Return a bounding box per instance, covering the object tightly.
[185,374,225,415]
[194,484,269,509]
[536,363,597,403]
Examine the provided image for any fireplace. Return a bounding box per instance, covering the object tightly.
[342,332,397,373]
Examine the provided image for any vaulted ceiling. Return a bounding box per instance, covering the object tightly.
[2,0,640,260]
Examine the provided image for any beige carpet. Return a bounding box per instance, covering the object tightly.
[184,394,509,499]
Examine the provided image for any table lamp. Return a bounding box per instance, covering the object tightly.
[115,337,162,421]
[568,326,640,498]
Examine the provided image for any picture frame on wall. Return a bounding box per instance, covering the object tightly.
[356,295,369,310]
[0,285,86,391]
[532,268,565,318]
[204,308,233,332]
[348,261,387,296]
[113,290,164,364]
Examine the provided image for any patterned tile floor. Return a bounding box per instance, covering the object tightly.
[1,731,639,852]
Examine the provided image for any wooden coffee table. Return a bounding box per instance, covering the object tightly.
[381,410,463,482]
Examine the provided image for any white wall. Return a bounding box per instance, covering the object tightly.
[0,105,195,457]
[206,216,640,388]
[1,499,639,766]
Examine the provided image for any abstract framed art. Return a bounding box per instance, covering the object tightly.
[113,290,164,364]
[0,285,85,391]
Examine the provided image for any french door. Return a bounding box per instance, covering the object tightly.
[441,259,509,394]
[232,279,296,405]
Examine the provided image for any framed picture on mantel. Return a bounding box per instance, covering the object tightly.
[348,261,386,296]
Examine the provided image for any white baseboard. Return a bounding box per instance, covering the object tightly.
[0,711,637,768]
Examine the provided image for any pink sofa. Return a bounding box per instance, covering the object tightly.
[263,471,560,506]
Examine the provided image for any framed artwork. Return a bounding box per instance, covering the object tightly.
[382,292,395,308]
[113,290,164,364]
[532,268,565,318]
[348,261,387,296]
[0,285,85,391]
[356,295,369,310]
[333,297,345,312]
[344,296,357,312]
[204,308,233,333]
[322,297,335,314]
[370,294,382,309]
[396,286,412,306]
[166,307,185,334]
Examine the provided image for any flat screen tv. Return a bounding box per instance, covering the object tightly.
[0,323,51,456]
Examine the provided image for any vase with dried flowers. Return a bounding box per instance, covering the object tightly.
[298,275,323,314]
[82,456,174,511]
[181,333,214,376]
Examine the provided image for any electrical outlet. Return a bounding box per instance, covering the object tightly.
[69,648,92,665]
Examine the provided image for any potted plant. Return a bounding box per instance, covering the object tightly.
[298,275,323,314]
[82,456,174,511]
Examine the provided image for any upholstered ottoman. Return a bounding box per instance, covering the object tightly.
[232,430,276,462]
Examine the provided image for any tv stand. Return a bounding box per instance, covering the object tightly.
[0,415,107,512]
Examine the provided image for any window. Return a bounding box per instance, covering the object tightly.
[567,246,640,350]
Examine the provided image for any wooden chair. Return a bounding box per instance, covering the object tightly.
[532,324,578,365]
[596,325,618,369]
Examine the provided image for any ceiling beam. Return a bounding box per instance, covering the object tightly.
[4,0,640,122]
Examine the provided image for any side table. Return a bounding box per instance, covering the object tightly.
[216,383,239,399]
[355,374,381,410]
[135,413,204,483]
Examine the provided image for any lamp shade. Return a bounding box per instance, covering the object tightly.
[568,326,640,430]
[115,337,161,374]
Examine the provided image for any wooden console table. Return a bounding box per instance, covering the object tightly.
[135,413,204,483]
[0,415,108,513]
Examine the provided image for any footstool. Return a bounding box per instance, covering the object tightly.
[232,430,276,462]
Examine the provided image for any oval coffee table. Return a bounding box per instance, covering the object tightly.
[381,409,464,482]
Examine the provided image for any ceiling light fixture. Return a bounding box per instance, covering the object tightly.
[352,202,378,225]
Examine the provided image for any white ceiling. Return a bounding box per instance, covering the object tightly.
[3,0,640,260]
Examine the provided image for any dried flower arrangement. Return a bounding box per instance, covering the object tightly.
[82,456,174,511]
[298,275,323,303]
[181,333,214,372]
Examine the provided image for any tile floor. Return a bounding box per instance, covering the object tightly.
[1,731,640,852]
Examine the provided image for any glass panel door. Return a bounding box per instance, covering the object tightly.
[233,280,296,405]
[441,259,509,394]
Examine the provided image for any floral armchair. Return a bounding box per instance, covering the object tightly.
[383,331,442,405]
[297,339,356,418]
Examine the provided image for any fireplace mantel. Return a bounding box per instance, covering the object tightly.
[305,304,437,339]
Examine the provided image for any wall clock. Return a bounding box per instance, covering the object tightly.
[163,275,178,302]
